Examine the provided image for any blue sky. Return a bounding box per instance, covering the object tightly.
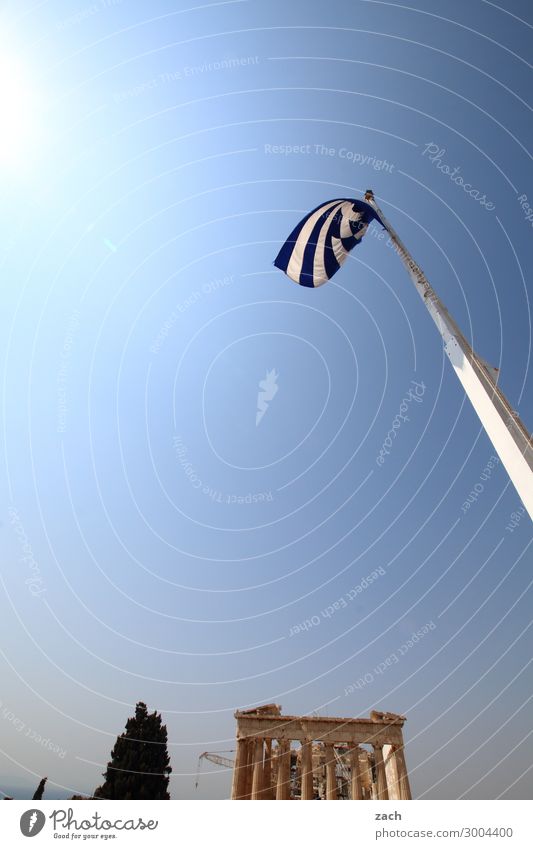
[0,0,531,800]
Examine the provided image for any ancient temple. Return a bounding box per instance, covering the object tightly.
[230,704,411,800]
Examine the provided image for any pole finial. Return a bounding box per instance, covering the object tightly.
[364,189,374,201]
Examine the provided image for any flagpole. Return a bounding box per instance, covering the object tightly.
[363,189,533,521]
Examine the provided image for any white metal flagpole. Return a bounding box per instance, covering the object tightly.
[363,189,533,521]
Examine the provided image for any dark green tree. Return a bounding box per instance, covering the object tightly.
[94,702,171,800]
[32,777,47,800]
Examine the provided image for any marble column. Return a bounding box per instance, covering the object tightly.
[349,747,363,800]
[231,737,248,800]
[276,740,291,799]
[251,738,264,800]
[301,739,314,800]
[373,744,389,800]
[393,745,412,800]
[243,739,254,800]
[263,739,273,799]
[324,744,337,800]
[384,744,400,800]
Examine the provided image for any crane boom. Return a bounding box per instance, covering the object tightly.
[195,751,235,790]
[198,751,234,770]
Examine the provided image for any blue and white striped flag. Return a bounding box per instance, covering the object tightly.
[274,198,383,287]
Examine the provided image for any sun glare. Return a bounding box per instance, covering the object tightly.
[0,53,39,166]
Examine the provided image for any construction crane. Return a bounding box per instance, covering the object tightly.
[333,747,351,782]
[194,751,234,790]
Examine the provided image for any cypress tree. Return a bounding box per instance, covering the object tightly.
[94,702,171,799]
[32,777,47,800]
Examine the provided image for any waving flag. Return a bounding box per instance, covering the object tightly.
[274,197,383,287]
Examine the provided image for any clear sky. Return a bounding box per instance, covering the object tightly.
[0,0,531,800]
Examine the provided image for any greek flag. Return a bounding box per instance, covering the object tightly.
[274,198,383,287]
